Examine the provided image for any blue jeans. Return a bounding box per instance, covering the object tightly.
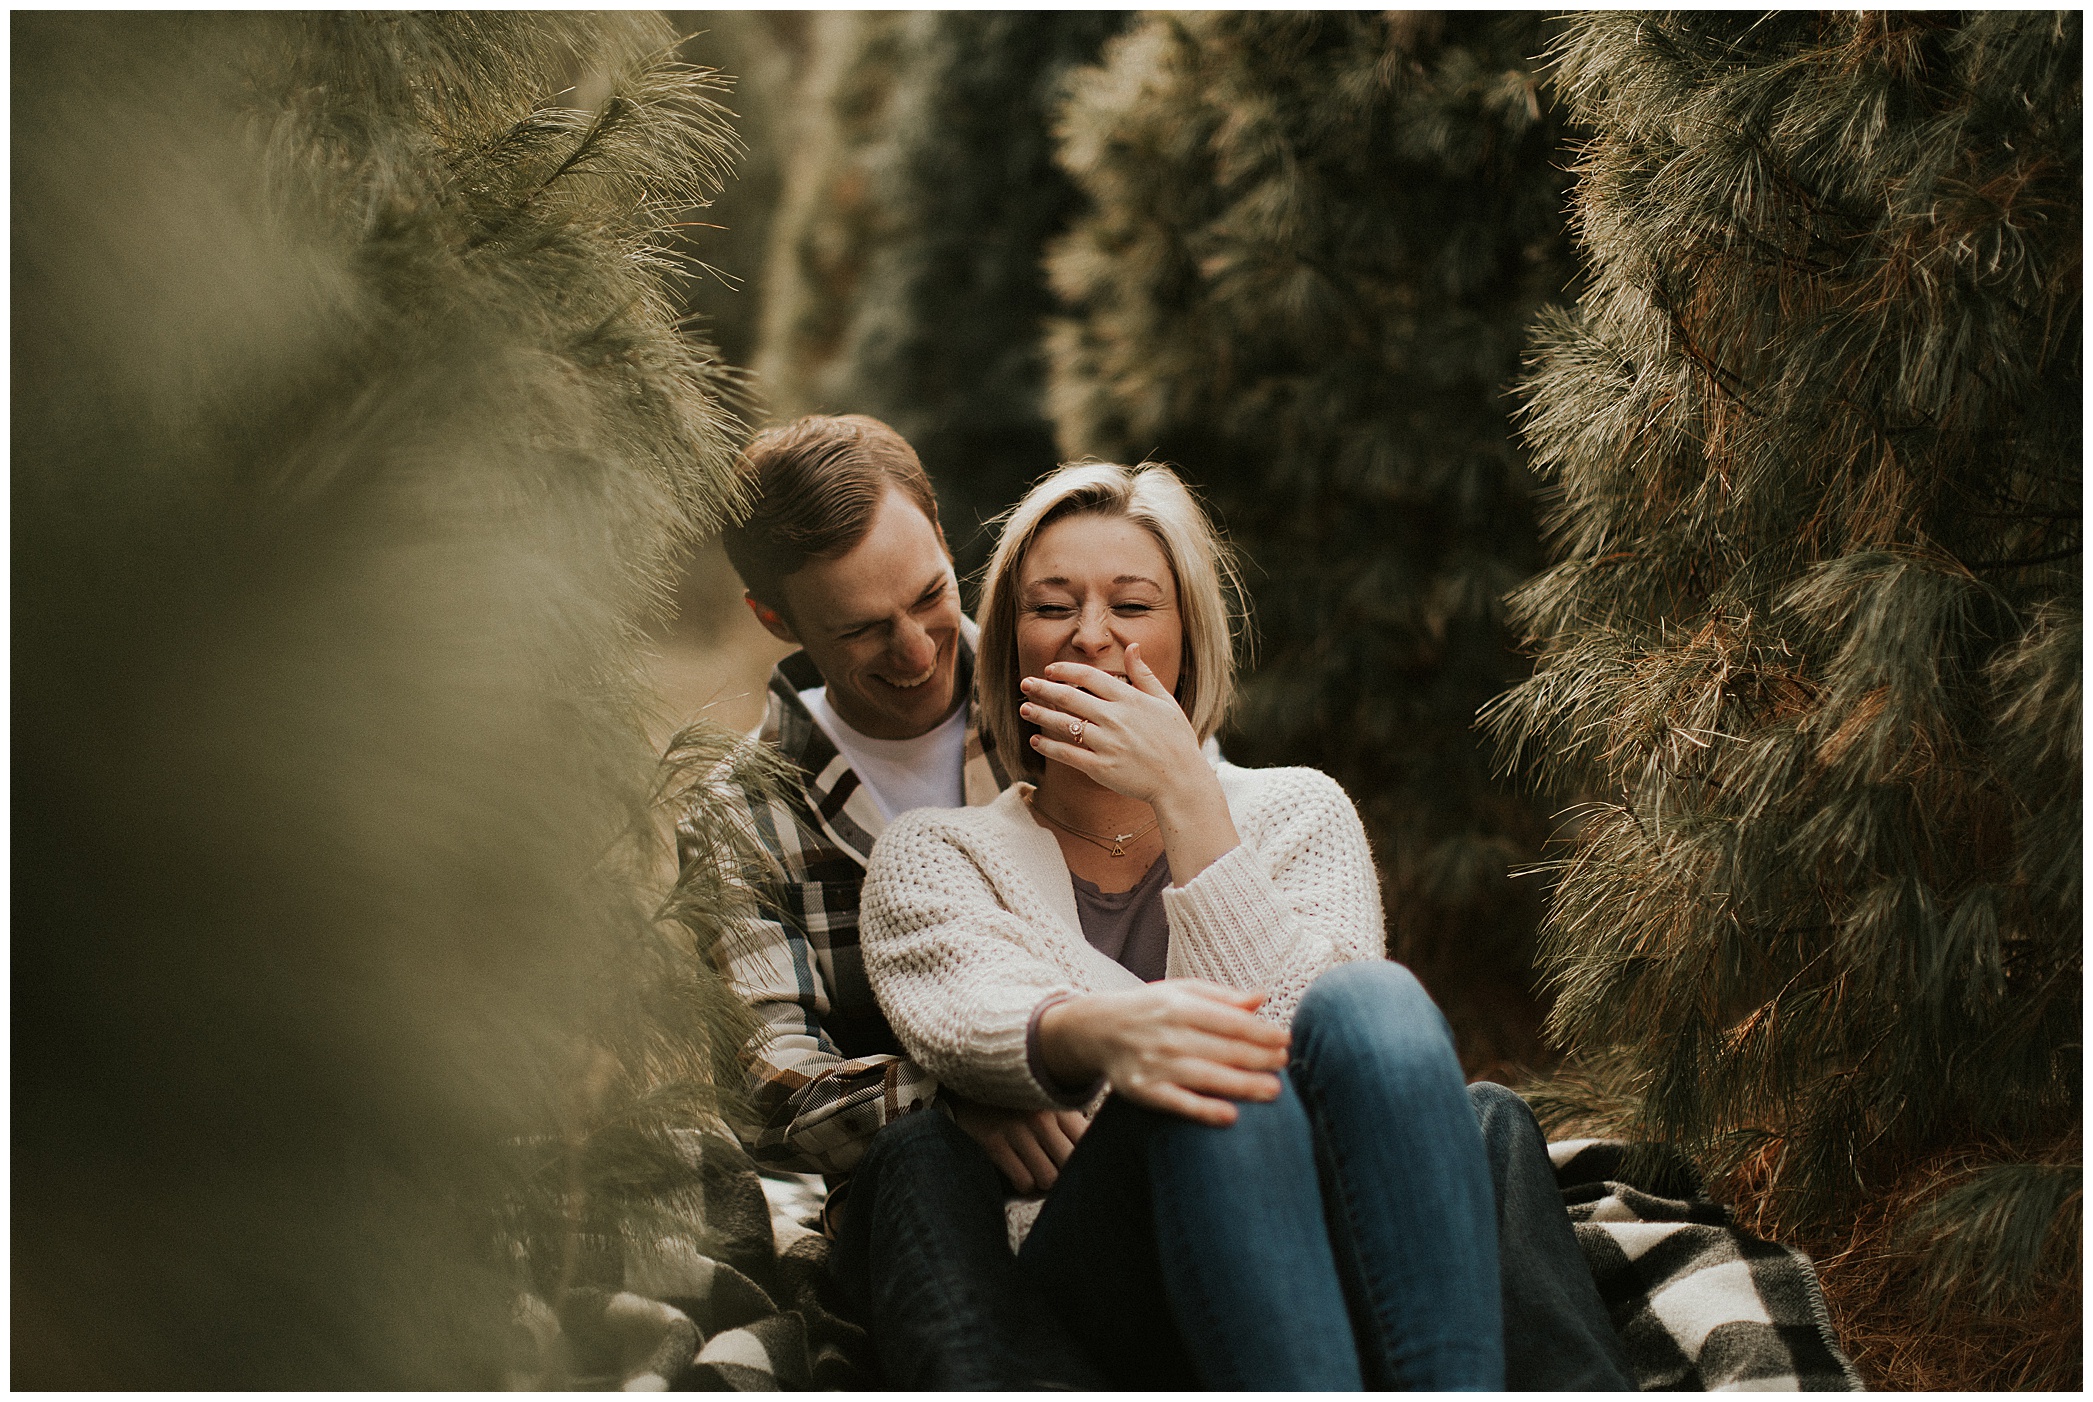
[1470,1079,1633,1390]
[834,961,1631,1390]
[1020,962,1573,1389]
[828,1106,1108,1389]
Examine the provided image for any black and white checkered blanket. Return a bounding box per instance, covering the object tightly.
[505,1144,874,1390]
[516,1136,1861,1390]
[1552,1140,1863,1391]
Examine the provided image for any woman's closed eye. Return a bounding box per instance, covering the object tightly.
[1024,599,1156,616]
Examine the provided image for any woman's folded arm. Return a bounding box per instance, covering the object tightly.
[861,813,1082,1111]
[1163,767,1386,1021]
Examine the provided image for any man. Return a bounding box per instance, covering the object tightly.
[683,414,1100,1388]
[684,413,1630,1390]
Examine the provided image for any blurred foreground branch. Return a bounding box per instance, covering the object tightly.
[15,12,765,1386]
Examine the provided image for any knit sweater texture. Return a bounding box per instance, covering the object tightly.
[861,762,1387,1110]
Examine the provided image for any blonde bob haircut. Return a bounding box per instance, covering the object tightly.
[976,461,1245,780]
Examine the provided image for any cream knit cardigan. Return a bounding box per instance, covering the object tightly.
[860,761,1387,1111]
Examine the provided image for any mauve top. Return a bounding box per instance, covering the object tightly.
[1070,857,1173,983]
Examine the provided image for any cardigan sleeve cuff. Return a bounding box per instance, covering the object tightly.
[1161,842,1294,988]
[1026,992,1105,1107]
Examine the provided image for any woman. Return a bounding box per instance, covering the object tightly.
[860,463,1600,1389]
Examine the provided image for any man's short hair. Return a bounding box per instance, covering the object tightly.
[722,414,945,611]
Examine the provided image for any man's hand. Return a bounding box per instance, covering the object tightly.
[948,1093,1090,1193]
[1036,980,1289,1127]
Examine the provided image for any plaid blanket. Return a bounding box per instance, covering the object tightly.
[506,1147,874,1390]
[516,1138,1860,1390]
[1552,1140,1864,1391]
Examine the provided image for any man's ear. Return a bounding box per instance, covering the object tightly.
[745,592,799,644]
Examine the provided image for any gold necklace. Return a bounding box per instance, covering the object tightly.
[1030,798,1158,858]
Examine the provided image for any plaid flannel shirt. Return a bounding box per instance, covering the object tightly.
[690,633,1011,1176]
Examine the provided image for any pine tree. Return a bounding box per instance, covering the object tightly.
[1045,12,1577,1069]
[1481,13,2079,1385]
[752,10,1128,578]
[667,11,816,371]
[15,13,763,1385]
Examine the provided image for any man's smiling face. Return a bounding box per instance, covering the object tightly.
[763,486,964,740]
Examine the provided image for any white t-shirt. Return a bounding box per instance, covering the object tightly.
[800,686,968,821]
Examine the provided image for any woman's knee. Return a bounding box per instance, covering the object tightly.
[1299,958,1434,1023]
[1295,960,1456,1070]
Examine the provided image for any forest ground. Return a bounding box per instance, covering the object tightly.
[646,541,795,751]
